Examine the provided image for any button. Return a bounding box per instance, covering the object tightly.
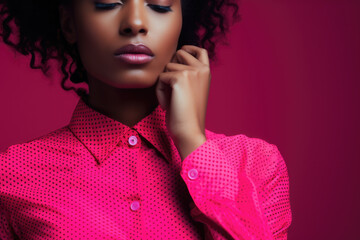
[130,201,140,211]
[188,168,198,180]
[128,135,138,146]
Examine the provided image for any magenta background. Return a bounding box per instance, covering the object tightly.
[1,1,359,239]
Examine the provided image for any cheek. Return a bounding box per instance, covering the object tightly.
[74,20,117,80]
[74,11,113,59]
[150,15,182,60]
[77,29,105,55]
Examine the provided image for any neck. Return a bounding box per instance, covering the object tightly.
[86,77,159,128]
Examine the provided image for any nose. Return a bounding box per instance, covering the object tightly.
[119,1,148,36]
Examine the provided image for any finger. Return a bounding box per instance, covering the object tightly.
[158,71,178,87]
[165,62,194,72]
[155,77,172,110]
[164,53,183,71]
[169,51,178,65]
[181,45,210,66]
[175,49,202,67]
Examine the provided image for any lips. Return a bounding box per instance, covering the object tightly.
[114,44,154,56]
[114,44,154,65]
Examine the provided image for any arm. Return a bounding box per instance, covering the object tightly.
[0,150,16,240]
[0,203,15,240]
[179,137,292,240]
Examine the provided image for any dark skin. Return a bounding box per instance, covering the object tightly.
[59,0,211,161]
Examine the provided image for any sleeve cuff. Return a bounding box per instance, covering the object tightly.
[179,139,239,203]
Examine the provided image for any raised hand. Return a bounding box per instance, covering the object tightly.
[155,45,211,161]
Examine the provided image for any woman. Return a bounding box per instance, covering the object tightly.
[0,0,292,239]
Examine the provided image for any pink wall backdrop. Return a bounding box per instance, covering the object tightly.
[1,1,359,239]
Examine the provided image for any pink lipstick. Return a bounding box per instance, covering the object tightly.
[114,44,154,64]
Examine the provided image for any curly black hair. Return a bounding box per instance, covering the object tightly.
[0,0,241,98]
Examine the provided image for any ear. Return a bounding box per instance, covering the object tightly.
[58,5,77,44]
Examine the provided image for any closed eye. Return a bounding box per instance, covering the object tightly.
[93,2,172,13]
[147,4,172,13]
[94,2,122,10]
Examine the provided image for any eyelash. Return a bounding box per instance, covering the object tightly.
[94,2,172,13]
[148,4,172,13]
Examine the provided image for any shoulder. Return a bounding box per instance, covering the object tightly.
[0,126,76,170]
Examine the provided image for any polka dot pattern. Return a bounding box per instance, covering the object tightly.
[0,98,291,239]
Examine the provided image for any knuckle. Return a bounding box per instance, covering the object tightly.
[200,65,210,74]
[182,70,190,77]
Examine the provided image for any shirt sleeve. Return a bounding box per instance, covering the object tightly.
[0,151,15,240]
[179,137,292,240]
[0,201,15,240]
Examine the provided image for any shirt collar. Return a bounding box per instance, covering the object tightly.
[68,97,177,165]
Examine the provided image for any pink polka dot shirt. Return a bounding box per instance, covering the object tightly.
[0,98,292,239]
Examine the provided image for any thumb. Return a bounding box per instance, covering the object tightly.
[170,50,180,64]
[155,78,172,111]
